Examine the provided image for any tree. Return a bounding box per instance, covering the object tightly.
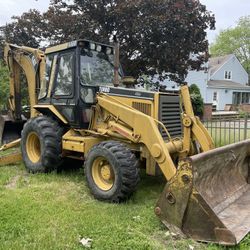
[210,16,250,82]
[0,61,10,109]
[0,36,4,59]
[4,10,45,48]
[3,0,215,83]
[189,84,204,117]
[0,26,6,59]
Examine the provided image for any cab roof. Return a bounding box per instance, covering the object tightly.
[45,39,114,54]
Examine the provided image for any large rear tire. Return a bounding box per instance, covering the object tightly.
[84,141,140,202]
[21,116,63,173]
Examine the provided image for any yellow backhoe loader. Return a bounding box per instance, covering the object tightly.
[0,40,250,245]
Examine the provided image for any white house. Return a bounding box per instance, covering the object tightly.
[162,54,250,111]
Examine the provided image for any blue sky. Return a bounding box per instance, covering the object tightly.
[0,0,249,43]
[200,0,250,43]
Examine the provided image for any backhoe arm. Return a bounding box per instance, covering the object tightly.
[0,44,46,165]
[3,43,45,119]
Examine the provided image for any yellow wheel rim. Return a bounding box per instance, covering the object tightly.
[92,156,114,191]
[26,132,41,163]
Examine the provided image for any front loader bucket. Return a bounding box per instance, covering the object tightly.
[156,140,250,245]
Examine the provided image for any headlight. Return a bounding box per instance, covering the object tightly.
[96,45,102,52]
[90,43,96,50]
[106,47,112,55]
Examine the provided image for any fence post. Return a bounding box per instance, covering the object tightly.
[244,114,248,140]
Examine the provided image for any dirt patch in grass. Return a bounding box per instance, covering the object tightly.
[5,175,20,189]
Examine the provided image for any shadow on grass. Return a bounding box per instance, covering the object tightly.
[56,161,166,198]
[56,158,84,173]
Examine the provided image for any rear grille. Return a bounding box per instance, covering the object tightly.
[132,102,151,116]
[159,94,182,139]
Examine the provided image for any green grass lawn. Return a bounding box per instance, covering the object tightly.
[0,163,250,250]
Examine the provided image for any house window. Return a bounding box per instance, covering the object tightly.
[233,92,250,105]
[213,92,217,101]
[224,71,232,80]
[233,92,240,105]
[242,93,250,104]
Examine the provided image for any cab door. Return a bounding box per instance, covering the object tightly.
[51,49,78,126]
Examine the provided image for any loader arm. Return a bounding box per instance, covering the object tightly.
[180,85,214,152]
[95,85,214,181]
[96,93,177,180]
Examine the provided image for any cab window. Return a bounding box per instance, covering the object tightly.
[54,52,74,96]
[38,54,54,100]
[80,50,114,86]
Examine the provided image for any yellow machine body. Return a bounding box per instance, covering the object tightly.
[0,41,250,245]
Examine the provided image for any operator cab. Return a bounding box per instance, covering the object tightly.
[38,40,122,128]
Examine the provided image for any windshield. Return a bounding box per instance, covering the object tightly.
[80,50,115,86]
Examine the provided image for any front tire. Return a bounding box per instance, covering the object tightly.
[21,116,63,173]
[84,141,140,202]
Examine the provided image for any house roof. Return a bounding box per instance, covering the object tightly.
[209,54,233,76]
[208,80,250,90]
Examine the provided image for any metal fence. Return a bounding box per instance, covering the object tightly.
[203,115,250,147]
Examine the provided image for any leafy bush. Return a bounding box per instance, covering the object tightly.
[238,110,248,118]
[189,84,204,117]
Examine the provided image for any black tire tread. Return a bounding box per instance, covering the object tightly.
[21,116,64,173]
[84,140,140,202]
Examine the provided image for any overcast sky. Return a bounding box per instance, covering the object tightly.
[0,0,249,43]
